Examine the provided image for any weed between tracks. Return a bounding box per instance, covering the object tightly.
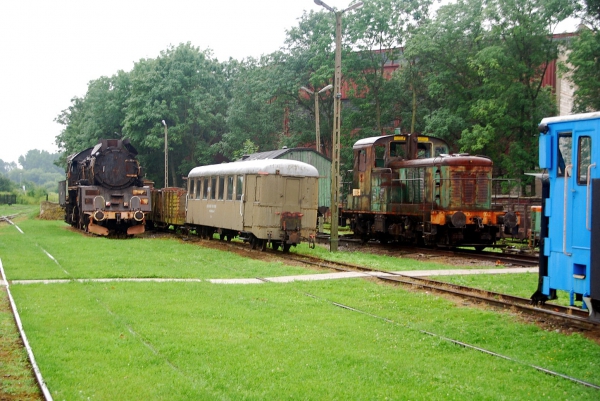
[1,207,599,399]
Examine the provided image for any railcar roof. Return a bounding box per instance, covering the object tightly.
[353,135,394,148]
[188,159,320,178]
[540,111,600,125]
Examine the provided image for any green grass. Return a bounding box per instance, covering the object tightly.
[9,280,600,400]
[0,218,325,281]
[2,207,600,399]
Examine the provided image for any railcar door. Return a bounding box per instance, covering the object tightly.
[243,174,255,229]
[547,120,598,299]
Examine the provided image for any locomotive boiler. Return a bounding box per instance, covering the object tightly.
[342,134,518,250]
[59,138,151,236]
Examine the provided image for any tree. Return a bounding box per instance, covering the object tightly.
[55,71,131,165]
[0,174,14,192]
[401,0,574,179]
[18,150,62,173]
[343,0,432,136]
[124,43,229,186]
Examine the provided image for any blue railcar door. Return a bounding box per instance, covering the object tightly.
[547,118,598,302]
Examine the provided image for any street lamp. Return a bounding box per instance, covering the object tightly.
[300,84,333,153]
[314,0,363,252]
[162,120,168,188]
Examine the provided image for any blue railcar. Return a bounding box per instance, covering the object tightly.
[532,112,600,320]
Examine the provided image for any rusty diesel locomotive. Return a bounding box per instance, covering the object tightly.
[59,138,151,236]
[342,134,518,250]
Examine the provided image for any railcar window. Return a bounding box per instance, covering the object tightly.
[417,143,431,159]
[218,176,225,200]
[255,177,261,202]
[358,149,367,172]
[435,146,448,156]
[210,177,217,200]
[558,134,572,177]
[195,179,201,199]
[227,176,234,200]
[577,136,592,185]
[390,142,406,158]
[375,145,385,167]
[203,178,209,199]
[236,176,244,200]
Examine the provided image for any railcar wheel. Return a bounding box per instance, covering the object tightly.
[260,239,267,252]
[283,243,291,253]
[251,236,258,250]
[474,245,486,252]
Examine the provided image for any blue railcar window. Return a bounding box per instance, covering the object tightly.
[557,134,572,177]
[577,136,592,185]
[236,176,244,200]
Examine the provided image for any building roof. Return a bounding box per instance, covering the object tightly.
[238,147,331,162]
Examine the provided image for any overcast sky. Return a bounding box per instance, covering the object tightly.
[0,0,578,166]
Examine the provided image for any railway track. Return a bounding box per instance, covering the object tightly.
[315,233,540,267]
[285,252,599,335]
[190,235,599,338]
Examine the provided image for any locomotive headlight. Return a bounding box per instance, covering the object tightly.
[134,210,144,222]
[94,210,106,221]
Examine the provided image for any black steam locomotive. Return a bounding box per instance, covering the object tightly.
[58,138,151,236]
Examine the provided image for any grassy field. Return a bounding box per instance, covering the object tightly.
[1,206,600,400]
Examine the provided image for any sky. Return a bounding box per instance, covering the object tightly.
[0,0,579,166]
